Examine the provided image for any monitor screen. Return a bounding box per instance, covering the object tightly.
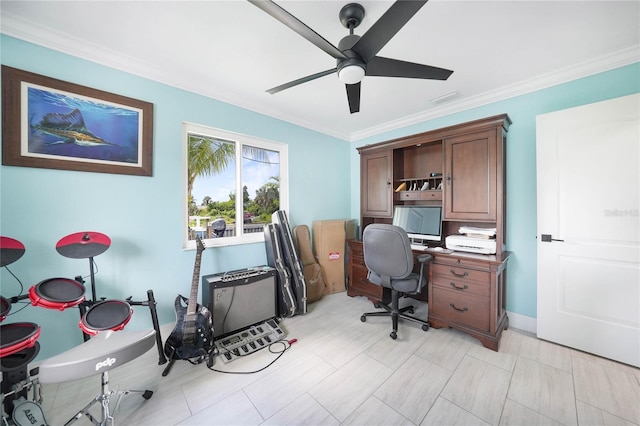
[202,267,277,338]
[392,205,443,242]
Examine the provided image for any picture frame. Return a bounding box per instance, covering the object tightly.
[2,66,153,176]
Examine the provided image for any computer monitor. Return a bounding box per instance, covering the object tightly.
[392,205,443,243]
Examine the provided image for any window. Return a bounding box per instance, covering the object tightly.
[183,123,288,249]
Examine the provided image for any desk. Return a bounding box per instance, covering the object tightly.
[347,240,391,304]
[428,250,510,351]
[347,239,510,351]
[347,239,429,304]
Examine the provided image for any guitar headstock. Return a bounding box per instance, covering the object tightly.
[195,235,206,253]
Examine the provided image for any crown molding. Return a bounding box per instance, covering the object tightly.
[0,13,351,141]
[3,12,637,144]
[350,46,640,142]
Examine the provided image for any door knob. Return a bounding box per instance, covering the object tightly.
[541,234,564,242]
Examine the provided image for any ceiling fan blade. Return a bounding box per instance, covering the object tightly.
[267,68,337,94]
[367,56,453,80]
[248,0,346,60]
[346,83,361,114]
[353,0,428,62]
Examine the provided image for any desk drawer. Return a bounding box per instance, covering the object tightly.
[348,242,364,263]
[349,264,382,298]
[431,287,490,331]
[432,274,489,297]
[395,191,442,201]
[432,263,490,283]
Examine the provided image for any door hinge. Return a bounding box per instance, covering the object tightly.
[541,234,564,242]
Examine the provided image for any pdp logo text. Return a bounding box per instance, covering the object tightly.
[96,357,116,371]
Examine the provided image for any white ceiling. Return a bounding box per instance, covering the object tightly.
[1,1,639,141]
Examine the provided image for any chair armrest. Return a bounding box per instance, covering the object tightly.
[414,253,432,293]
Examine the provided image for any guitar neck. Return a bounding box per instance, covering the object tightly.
[187,239,204,316]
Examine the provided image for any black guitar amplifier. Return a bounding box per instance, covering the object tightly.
[201,266,278,339]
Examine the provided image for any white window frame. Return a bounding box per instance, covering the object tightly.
[183,122,289,250]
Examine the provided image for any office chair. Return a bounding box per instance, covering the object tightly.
[360,224,432,339]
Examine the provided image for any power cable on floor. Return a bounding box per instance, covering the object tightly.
[207,339,297,374]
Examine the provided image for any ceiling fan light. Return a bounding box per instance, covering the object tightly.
[338,64,365,84]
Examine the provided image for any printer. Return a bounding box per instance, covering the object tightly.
[445,235,496,255]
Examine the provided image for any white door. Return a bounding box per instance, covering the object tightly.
[536,93,640,367]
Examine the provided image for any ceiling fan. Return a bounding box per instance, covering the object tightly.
[249,0,453,114]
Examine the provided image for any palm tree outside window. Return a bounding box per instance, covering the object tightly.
[184,123,288,249]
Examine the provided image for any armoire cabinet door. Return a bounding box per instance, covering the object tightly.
[361,150,393,217]
[444,130,498,221]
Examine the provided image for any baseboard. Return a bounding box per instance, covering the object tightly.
[506,311,537,335]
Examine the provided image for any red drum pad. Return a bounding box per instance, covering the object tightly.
[0,344,40,372]
[0,323,41,358]
[80,300,132,336]
[1,296,10,322]
[56,231,111,259]
[29,278,85,310]
[0,236,26,267]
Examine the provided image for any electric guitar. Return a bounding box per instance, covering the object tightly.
[164,236,214,362]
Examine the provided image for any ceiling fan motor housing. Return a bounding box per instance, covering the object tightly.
[339,3,365,30]
[338,4,366,84]
[337,34,366,76]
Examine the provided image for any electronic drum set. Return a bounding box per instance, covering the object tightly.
[0,232,167,426]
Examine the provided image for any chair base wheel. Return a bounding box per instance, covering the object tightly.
[390,331,397,340]
[360,315,366,322]
[422,324,429,332]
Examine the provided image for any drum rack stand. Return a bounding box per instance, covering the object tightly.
[71,255,167,366]
[74,286,168,367]
[1,290,166,422]
[1,293,42,422]
[2,234,167,423]
[70,256,164,363]
[126,290,167,366]
[1,347,43,425]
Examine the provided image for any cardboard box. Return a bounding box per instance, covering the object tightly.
[312,219,357,294]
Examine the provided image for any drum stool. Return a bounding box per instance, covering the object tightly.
[38,329,156,425]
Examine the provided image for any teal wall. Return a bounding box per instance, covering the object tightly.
[350,62,640,318]
[2,33,639,360]
[0,35,351,360]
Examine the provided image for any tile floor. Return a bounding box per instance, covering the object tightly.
[34,293,640,425]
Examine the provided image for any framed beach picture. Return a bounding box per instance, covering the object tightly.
[2,66,153,176]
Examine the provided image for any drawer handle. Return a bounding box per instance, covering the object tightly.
[449,303,469,313]
[450,269,469,278]
[449,282,468,291]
